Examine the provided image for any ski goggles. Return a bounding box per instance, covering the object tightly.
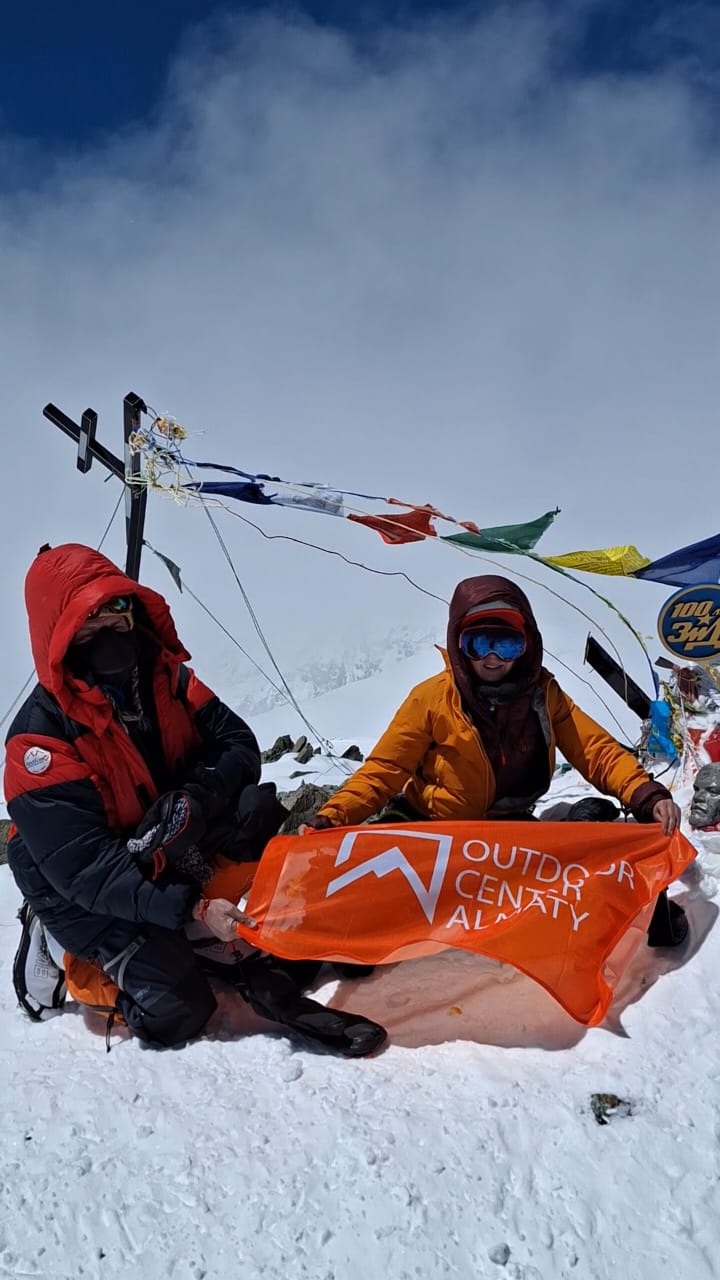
[459,628,526,661]
[88,595,134,624]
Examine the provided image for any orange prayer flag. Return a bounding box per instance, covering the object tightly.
[237,821,695,1026]
[347,506,437,544]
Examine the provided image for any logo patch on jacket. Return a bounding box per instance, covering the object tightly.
[24,746,52,775]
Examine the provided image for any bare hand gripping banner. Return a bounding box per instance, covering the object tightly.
[237,822,696,1025]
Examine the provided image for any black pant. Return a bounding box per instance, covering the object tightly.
[92,922,217,1048]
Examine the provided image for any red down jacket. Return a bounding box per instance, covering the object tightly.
[4,544,261,957]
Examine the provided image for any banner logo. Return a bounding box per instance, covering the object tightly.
[658,583,720,663]
[326,828,453,923]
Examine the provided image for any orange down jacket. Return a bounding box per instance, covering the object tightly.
[317,650,664,827]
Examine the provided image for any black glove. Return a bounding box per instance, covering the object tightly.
[128,791,212,885]
[201,783,289,863]
[182,764,229,823]
[303,814,333,830]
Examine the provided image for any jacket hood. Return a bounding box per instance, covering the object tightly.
[446,574,543,701]
[24,543,190,721]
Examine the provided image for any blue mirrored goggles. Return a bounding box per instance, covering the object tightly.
[459,628,526,661]
[89,595,134,620]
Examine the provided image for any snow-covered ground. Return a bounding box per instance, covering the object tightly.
[1,663,719,1280]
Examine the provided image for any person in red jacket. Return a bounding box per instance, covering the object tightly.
[304,574,685,947]
[4,543,385,1055]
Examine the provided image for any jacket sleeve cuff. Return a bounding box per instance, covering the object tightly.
[141,881,198,929]
[629,780,673,824]
[317,804,347,827]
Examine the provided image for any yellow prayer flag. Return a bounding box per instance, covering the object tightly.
[543,545,651,576]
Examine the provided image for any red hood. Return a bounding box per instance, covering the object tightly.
[24,543,190,723]
[447,574,543,701]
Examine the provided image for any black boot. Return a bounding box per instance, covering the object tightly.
[195,952,323,990]
[261,957,324,989]
[647,890,689,948]
[236,953,387,1057]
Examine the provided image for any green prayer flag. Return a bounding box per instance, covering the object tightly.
[441,509,559,553]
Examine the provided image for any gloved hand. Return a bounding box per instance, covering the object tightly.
[298,814,334,835]
[128,790,211,885]
[182,764,229,823]
[193,896,256,941]
[200,783,289,863]
[236,783,289,844]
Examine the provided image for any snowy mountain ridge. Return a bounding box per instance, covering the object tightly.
[212,624,438,719]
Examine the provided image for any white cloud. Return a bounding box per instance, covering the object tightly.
[1,4,717,730]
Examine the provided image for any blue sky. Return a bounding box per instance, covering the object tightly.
[2,0,719,727]
[2,1,718,148]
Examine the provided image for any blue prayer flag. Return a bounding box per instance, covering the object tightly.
[633,532,720,588]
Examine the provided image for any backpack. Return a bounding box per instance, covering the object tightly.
[12,901,67,1021]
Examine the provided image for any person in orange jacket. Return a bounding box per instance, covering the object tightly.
[305,574,685,946]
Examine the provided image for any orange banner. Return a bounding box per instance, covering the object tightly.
[237,821,696,1025]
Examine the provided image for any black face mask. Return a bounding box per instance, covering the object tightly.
[67,627,138,685]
